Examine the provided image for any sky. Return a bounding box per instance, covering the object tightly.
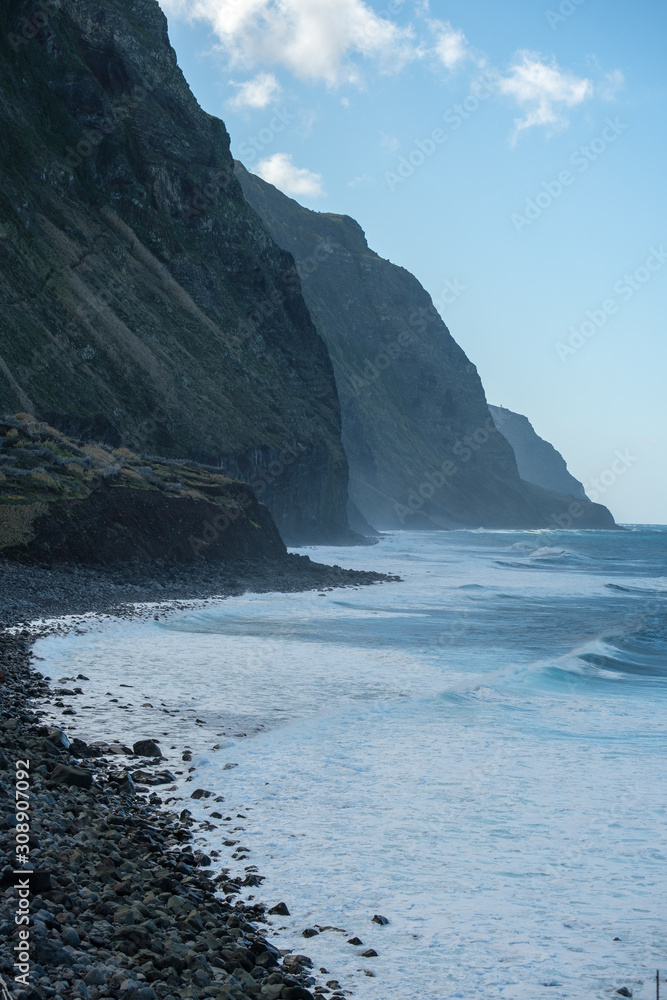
[157,0,666,524]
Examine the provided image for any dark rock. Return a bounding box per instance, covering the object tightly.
[132,769,176,785]
[37,725,70,749]
[361,949,378,958]
[33,937,73,968]
[190,788,212,799]
[281,988,315,1000]
[302,928,319,938]
[62,926,81,946]
[111,770,136,794]
[113,925,153,949]
[49,763,93,789]
[371,914,389,925]
[84,968,106,986]
[347,938,363,946]
[69,737,92,756]
[282,955,313,971]
[133,740,162,758]
[255,950,279,969]
[616,990,633,998]
[24,870,52,894]
[268,902,290,916]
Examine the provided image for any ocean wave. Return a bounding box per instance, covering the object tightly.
[605,582,667,596]
[545,633,667,685]
[495,545,592,570]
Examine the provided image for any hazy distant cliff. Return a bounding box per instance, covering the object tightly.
[236,162,616,531]
[489,406,587,500]
[0,0,352,544]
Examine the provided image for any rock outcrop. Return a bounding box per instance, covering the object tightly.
[0,0,352,544]
[235,163,616,531]
[489,405,587,500]
[0,414,286,564]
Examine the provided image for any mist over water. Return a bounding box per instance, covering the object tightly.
[36,529,667,1000]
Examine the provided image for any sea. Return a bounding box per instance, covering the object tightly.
[33,528,667,1000]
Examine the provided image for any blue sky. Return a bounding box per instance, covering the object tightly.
[158,0,666,524]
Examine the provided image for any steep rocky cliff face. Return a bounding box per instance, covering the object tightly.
[236,163,616,531]
[0,0,352,544]
[489,405,587,500]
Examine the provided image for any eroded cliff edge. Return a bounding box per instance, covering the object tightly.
[0,0,353,544]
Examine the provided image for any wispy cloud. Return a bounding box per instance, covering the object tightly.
[160,1,619,143]
[598,68,625,101]
[254,152,324,197]
[431,21,469,71]
[380,132,400,154]
[161,0,418,86]
[228,72,281,110]
[348,174,377,188]
[495,52,593,140]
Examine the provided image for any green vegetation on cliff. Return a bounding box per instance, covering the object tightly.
[0,414,286,563]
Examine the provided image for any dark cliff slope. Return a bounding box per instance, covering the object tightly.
[0,0,352,544]
[236,162,616,530]
[489,405,587,500]
[0,414,286,564]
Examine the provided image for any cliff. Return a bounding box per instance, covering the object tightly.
[0,0,352,544]
[489,405,587,500]
[0,414,287,563]
[235,162,616,531]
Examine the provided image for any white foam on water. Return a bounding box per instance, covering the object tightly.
[34,529,667,999]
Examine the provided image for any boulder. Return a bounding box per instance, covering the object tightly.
[132,740,162,758]
[49,764,93,789]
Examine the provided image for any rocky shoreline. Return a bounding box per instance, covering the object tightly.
[0,557,398,1000]
[0,555,395,630]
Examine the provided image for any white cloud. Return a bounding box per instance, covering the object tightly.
[228,72,281,110]
[348,174,376,188]
[496,51,593,139]
[599,68,625,101]
[380,131,400,154]
[432,21,468,70]
[254,153,324,197]
[160,0,417,87]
